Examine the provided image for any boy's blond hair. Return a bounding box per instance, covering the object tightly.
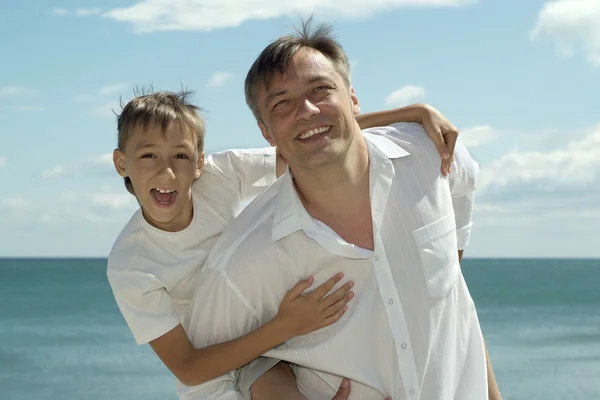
[116,88,205,194]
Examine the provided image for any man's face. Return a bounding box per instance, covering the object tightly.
[113,122,204,232]
[256,48,360,170]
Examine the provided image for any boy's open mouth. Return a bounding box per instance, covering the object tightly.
[150,188,177,206]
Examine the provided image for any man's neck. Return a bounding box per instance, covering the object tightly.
[291,130,370,220]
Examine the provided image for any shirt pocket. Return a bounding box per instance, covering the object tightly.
[412,213,460,299]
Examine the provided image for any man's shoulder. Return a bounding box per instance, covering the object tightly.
[203,178,282,272]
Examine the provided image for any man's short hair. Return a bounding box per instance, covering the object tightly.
[244,17,351,122]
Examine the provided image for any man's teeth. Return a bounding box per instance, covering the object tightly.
[298,126,330,140]
[154,189,175,193]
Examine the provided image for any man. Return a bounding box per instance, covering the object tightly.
[179,19,502,400]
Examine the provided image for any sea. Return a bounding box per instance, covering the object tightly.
[0,258,599,400]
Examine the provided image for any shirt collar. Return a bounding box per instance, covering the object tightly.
[271,131,410,242]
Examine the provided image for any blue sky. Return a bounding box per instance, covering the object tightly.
[1,0,598,258]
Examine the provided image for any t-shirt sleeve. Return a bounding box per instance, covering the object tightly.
[107,267,181,345]
[204,147,277,201]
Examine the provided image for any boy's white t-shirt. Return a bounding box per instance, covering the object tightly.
[107,147,276,345]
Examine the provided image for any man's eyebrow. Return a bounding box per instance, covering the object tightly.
[307,75,332,84]
[265,89,288,106]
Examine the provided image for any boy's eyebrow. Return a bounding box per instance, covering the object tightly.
[134,143,193,151]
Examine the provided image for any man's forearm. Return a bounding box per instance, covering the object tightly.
[355,104,426,129]
[485,339,502,400]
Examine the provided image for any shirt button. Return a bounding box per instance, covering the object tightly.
[401,343,407,349]
[388,299,394,305]
[410,389,416,395]
[374,255,380,261]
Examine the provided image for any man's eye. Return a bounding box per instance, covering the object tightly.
[273,100,289,110]
[315,86,330,91]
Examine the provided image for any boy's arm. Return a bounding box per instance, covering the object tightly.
[356,103,460,176]
[151,274,353,387]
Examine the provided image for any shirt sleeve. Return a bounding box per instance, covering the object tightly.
[204,148,277,202]
[176,267,262,399]
[448,136,480,249]
[107,267,181,345]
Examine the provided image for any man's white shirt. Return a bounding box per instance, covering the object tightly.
[179,123,487,400]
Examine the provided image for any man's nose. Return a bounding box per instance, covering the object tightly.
[296,97,320,121]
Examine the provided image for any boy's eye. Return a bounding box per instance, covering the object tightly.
[141,153,156,159]
[175,154,190,159]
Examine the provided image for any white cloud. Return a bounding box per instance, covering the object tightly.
[384,85,426,107]
[51,8,102,16]
[74,94,95,102]
[76,8,102,16]
[101,0,475,34]
[460,125,497,147]
[531,0,600,66]
[478,123,600,212]
[207,72,233,88]
[0,157,5,168]
[98,83,128,95]
[41,166,67,179]
[90,193,137,210]
[51,8,69,16]
[1,197,31,210]
[90,101,120,118]
[482,125,599,188]
[91,153,114,167]
[16,105,45,112]
[0,86,37,99]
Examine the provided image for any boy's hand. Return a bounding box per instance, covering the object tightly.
[418,104,460,176]
[276,273,354,339]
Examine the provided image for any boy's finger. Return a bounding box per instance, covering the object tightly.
[323,292,353,317]
[322,305,347,327]
[310,272,344,299]
[320,281,354,309]
[331,379,351,400]
[285,276,314,299]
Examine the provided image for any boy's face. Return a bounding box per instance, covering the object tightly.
[113,122,204,232]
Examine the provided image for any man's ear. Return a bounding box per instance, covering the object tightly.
[350,87,360,115]
[195,152,205,180]
[258,121,276,147]
[113,149,128,177]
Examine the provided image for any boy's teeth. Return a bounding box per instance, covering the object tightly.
[298,126,330,140]
[155,189,175,193]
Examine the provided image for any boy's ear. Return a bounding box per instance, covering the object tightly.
[195,152,205,179]
[113,149,127,177]
[258,121,276,146]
